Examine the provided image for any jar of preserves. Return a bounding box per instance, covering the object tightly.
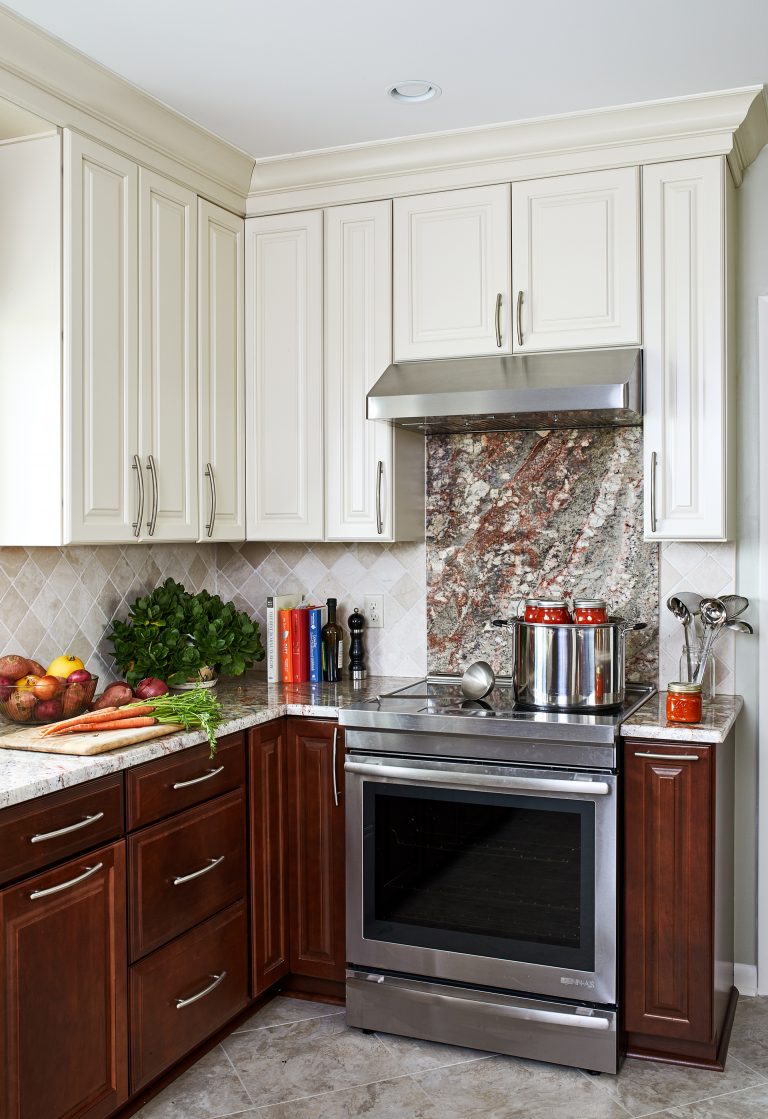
[523,599,543,623]
[666,682,703,724]
[537,599,572,625]
[573,599,609,625]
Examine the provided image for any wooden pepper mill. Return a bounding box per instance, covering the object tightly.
[348,608,366,682]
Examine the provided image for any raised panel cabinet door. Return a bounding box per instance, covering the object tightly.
[64,131,140,544]
[245,211,324,540]
[643,157,728,541]
[623,743,713,1044]
[511,167,640,352]
[0,841,128,1119]
[393,184,511,360]
[325,200,394,540]
[139,168,198,541]
[287,720,345,981]
[198,200,246,541]
[249,720,290,996]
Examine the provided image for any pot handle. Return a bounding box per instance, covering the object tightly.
[492,618,516,629]
[620,620,647,633]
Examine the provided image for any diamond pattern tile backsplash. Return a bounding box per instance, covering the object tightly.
[0,541,427,685]
[0,545,218,686]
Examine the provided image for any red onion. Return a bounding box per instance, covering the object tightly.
[134,677,170,699]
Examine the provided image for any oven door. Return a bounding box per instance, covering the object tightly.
[345,753,617,1005]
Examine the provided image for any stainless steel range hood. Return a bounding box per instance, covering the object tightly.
[366,347,642,434]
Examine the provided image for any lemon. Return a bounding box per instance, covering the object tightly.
[46,653,85,679]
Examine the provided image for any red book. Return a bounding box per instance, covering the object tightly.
[278,608,293,682]
[290,608,310,682]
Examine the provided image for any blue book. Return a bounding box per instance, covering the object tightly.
[308,606,327,683]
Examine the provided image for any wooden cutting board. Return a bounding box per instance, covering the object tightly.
[0,722,185,756]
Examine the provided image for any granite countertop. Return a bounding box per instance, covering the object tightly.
[0,673,417,810]
[621,692,743,744]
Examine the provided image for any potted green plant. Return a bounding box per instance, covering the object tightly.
[108,578,264,688]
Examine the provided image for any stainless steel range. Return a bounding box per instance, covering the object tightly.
[339,676,654,1075]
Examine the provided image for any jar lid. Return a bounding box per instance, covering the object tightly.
[668,681,703,695]
[537,597,568,607]
[573,599,608,609]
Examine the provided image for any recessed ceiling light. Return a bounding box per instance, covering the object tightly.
[387,80,442,104]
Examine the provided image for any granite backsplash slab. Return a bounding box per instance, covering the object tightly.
[426,427,659,681]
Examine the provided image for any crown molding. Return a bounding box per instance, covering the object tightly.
[247,85,768,215]
[0,6,254,213]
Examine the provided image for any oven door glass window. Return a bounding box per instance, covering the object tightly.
[363,784,595,972]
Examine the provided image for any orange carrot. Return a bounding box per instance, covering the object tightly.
[41,705,156,736]
[45,716,158,736]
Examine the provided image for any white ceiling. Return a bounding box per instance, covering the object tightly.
[3,0,768,160]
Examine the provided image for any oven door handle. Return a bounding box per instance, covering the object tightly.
[344,760,610,797]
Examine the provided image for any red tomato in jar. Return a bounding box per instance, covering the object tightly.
[573,600,609,625]
[538,600,572,624]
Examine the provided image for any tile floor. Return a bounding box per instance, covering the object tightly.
[134,994,768,1119]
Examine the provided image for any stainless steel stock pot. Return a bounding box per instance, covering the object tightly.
[492,617,646,711]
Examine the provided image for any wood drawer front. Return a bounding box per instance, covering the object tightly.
[130,900,248,1092]
[129,789,246,960]
[0,773,124,887]
[126,732,245,830]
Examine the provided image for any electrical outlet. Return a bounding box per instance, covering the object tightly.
[364,594,384,628]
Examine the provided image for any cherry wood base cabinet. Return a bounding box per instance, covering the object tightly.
[249,718,291,997]
[287,718,346,985]
[623,732,736,1068]
[0,841,128,1119]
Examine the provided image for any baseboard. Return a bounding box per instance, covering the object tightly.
[735,963,758,996]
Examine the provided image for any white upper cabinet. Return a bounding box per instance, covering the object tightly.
[139,170,198,542]
[325,201,424,542]
[245,211,324,540]
[65,132,140,544]
[642,157,731,541]
[511,168,640,352]
[393,185,512,360]
[198,200,245,542]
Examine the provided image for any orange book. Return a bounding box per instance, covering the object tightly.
[291,608,310,683]
[278,608,293,682]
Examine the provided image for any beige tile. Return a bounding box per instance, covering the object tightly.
[414,1055,629,1118]
[658,1083,768,1117]
[250,1075,438,1118]
[592,1055,765,1117]
[132,1044,253,1119]
[233,996,344,1033]
[222,1014,404,1107]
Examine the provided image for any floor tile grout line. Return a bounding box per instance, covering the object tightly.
[233,1009,346,1036]
[574,1066,636,1116]
[244,1072,420,1112]
[219,1040,258,1109]
[626,1082,768,1118]
[373,1031,496,1076]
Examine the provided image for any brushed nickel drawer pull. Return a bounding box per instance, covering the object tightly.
[332,727,340,807]
[634,751,701,761]
[30,862,103,900]
[516,290,524,346]
[146,454,159,536]
[650,451,658,533]
[172,766,225,790]
[172,855,225,886]
[204,462,217,538]
[175,971,227,1009]
[494,292,503,348]
[132,454,145,537]
[375,460,384,536]
[30,812,105,844]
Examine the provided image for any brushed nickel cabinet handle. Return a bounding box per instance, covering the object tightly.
[332,727,340,807]
[375,460,384,536]
[650,451,658,533]
[172,855,225,886]
[172,766,225,791]
[204,462,217,538]
[30,862,103,900]
[132,454,145,537]
[634,751,701,761]
[516,290,524,346]
[30,812,105,844]
[494,292,503,348]
[146,454,159,536]
[175,971,227,1010]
